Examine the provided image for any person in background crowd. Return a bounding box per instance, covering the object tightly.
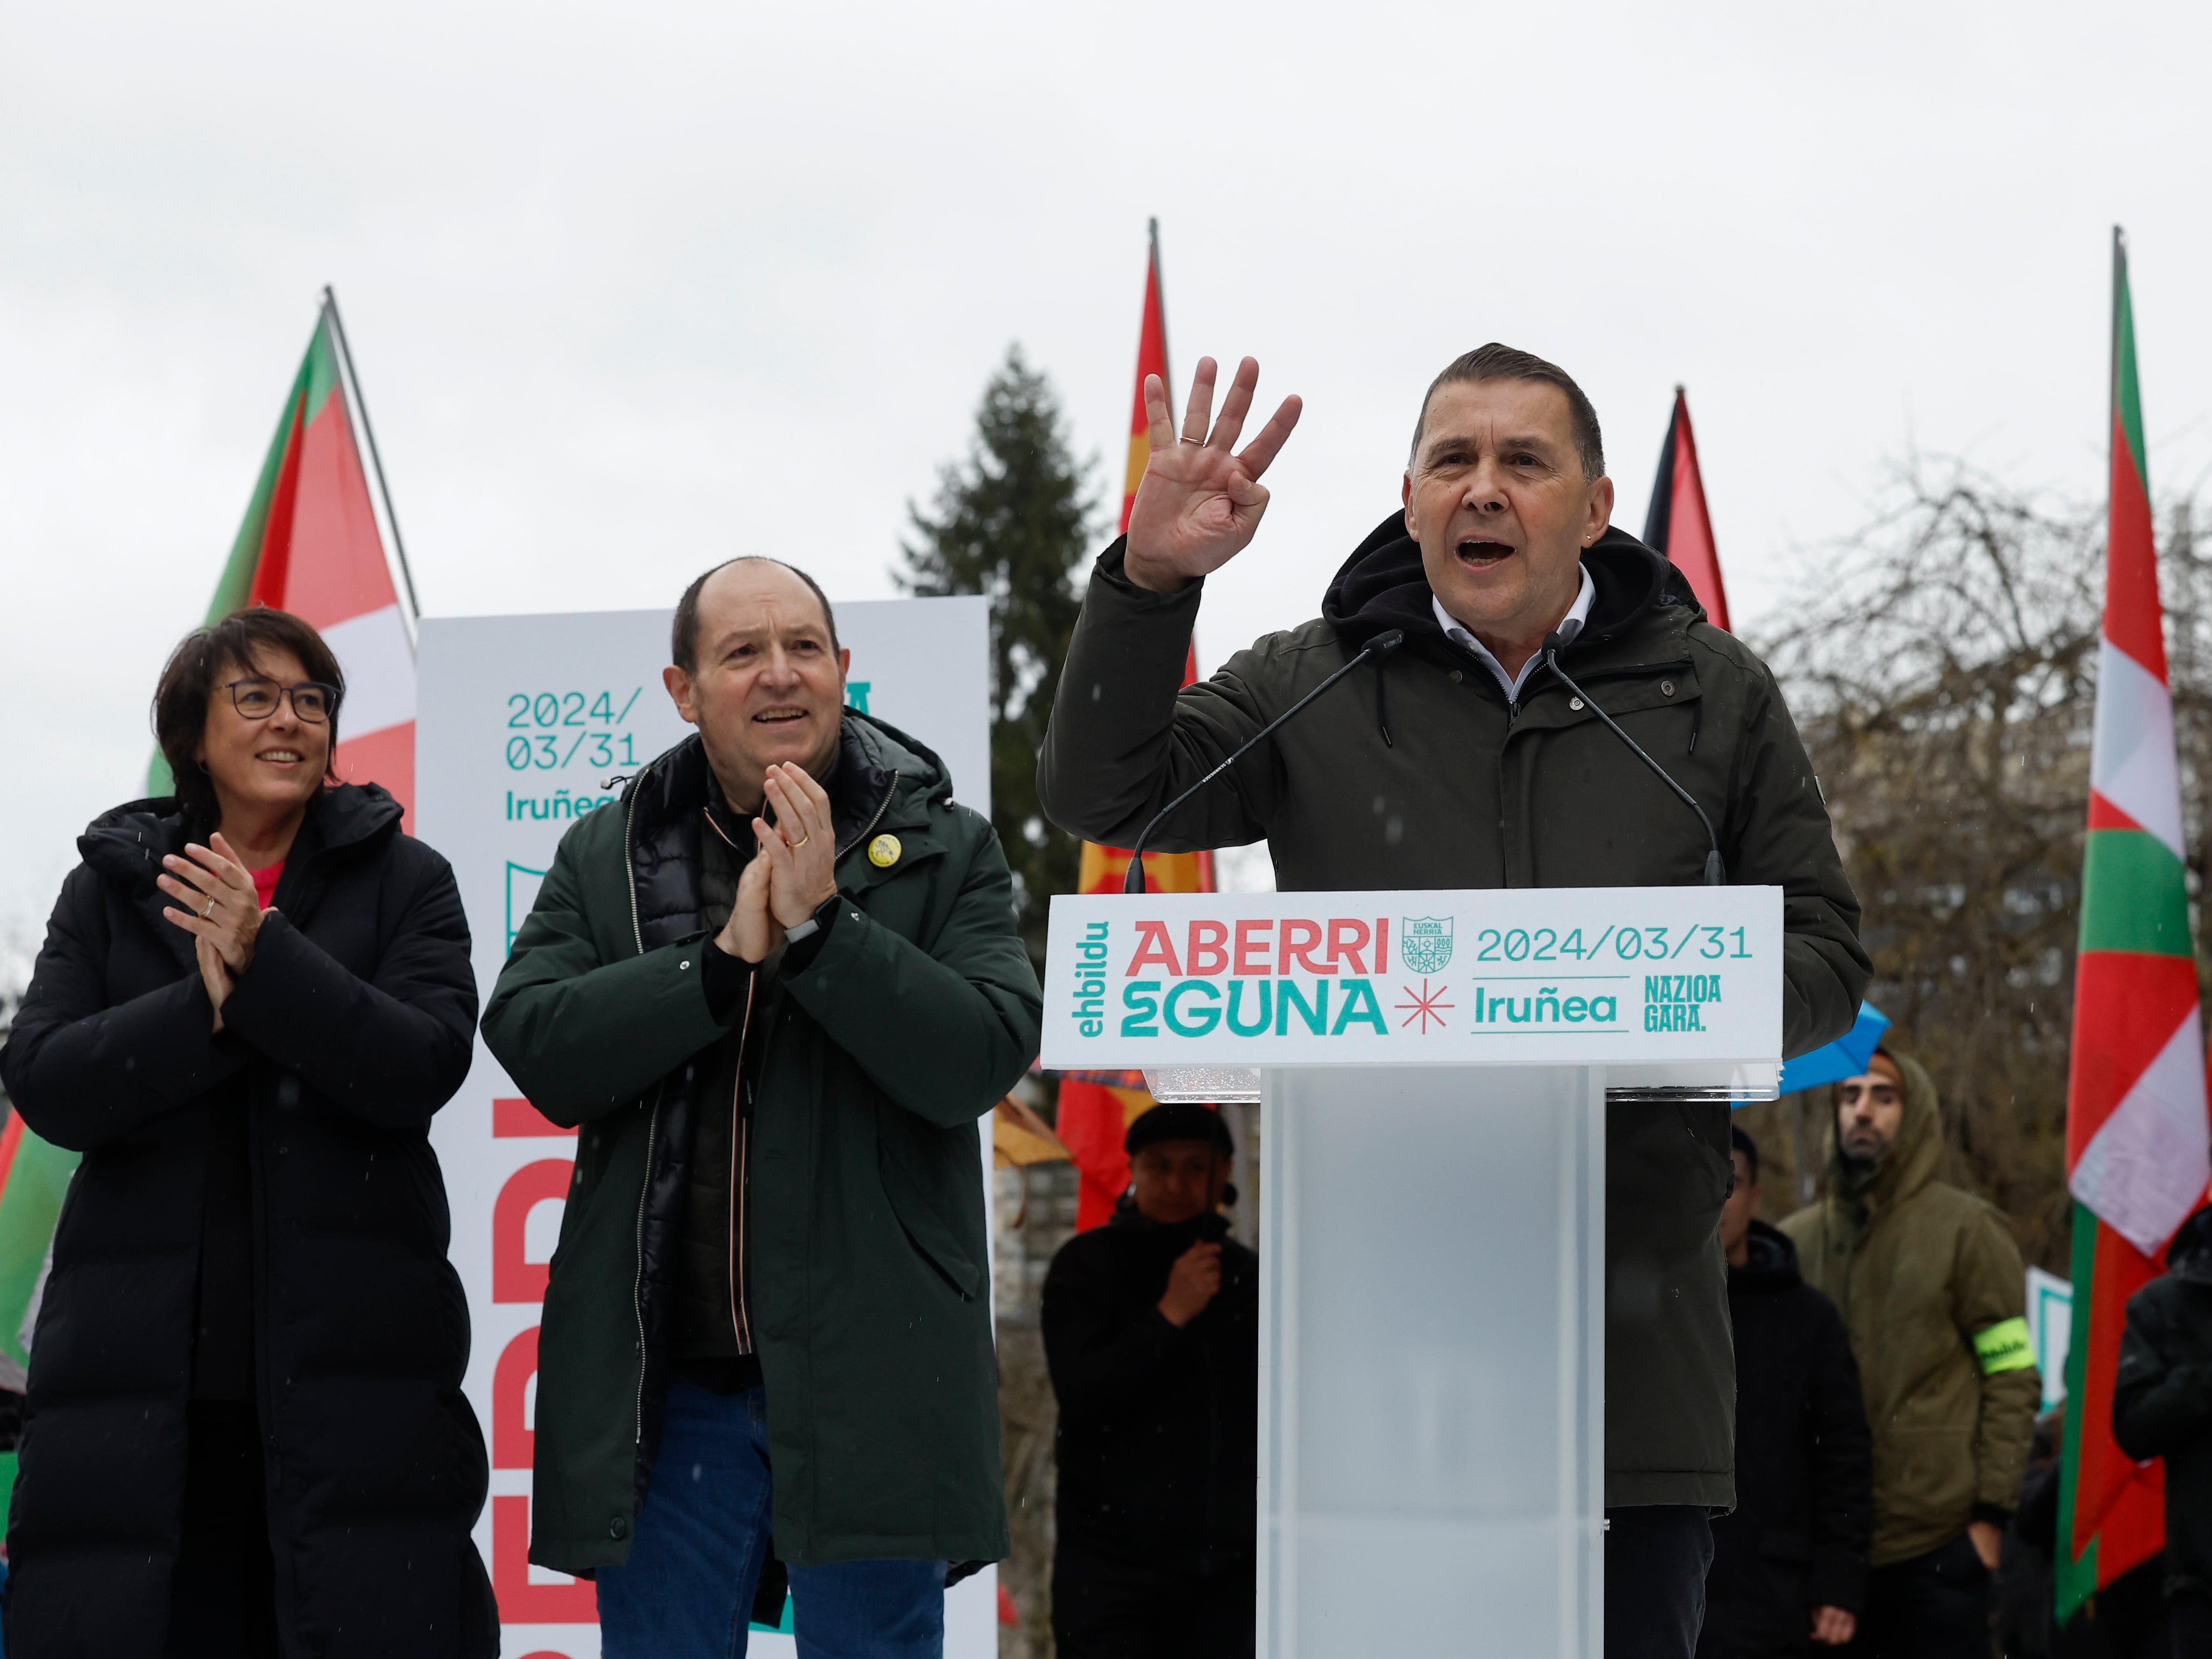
[1035,343,1871,1659]
[1701,1126,1872,1657]
[2006,1409,2169,1659]
[483,558,1041,1658]
[2114,1206,2212,1657]
[1781,1045,2040,1658]
[1042,1103,1258,1659]
[0,608,493,1658]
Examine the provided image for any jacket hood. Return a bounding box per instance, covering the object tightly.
[1320,508,1703,654]
[76,783,404,896]
[1730,1218,1803,1290]
[1826,1045,1944,1211]
[2168,1207,2212,1275]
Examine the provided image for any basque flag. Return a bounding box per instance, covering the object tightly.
[2056,227,2211,1621]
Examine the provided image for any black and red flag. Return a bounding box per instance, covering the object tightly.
[1642,386,1731,631]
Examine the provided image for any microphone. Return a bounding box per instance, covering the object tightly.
[1540,633,1725,886]
[1123,629,1406,894]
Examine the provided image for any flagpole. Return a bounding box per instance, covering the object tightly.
[2111,226,2124,426]
[321,286,424,634]
[1149,217,1170,402]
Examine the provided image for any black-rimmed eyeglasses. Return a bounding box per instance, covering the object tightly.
[224,677,340,723]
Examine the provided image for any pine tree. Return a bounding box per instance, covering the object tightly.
[899,344,1098,968]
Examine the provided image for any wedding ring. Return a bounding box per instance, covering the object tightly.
[1183,434,1205,444]
[790,834,811,849]
[203,899,216,917]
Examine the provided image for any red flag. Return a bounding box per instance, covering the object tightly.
[1060,222,1214,1229]
[1641,387,1731,632]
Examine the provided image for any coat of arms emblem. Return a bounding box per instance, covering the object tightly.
[1400,916,1454,974]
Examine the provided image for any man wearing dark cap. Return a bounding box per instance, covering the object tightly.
[1042,1104,1258,1659]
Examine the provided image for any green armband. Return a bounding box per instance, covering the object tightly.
[1974,1317,2035,1375]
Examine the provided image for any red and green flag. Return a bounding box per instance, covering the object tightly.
[1058,220,1215,1229]
[2056,227,2211,1620]
[150,290,420,826]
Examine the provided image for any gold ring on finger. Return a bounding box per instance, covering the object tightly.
[790,835,810,849]
[204,899,216,917]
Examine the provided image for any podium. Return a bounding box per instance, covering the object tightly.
[1042,885,1784,1658]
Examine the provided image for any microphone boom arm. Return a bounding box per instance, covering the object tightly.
[1541,639,1726,886]
[1122,630,1404,894]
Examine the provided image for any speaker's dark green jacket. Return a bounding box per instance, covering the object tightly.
[483,715,1039,1573]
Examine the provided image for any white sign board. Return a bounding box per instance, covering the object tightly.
[1041,886,1784,1080]
[417,597,995,1659]
[2027,1266,2072,1410]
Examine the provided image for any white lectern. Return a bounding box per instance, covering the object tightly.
[1042,886,1784,1659]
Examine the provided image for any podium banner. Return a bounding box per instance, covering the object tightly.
[1042,885,1783,1072]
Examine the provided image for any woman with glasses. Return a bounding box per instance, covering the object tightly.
[0,608,495,1658]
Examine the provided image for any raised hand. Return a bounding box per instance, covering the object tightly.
[159,832,265,1027]
[1123,356,1302,594]
[1157,1239,1224,1327]
[756,763,839,927]
[194,937,235,1033]
[719,844,781,965]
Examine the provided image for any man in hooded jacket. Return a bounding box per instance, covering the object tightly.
[1780,1046,2039,1657]
[1036,344,1870,1656]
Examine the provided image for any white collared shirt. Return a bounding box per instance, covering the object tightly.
[1432,565,1596,701]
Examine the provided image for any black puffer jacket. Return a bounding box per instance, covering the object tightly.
[1699,1220,1872,1658]
[2114,1214,2212,1599]
[1043,1206,1258,1573]
[0,786,494,1658]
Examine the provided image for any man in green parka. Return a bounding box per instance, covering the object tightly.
[482,557,1042,1657]
[1036,344,1871,1659]
[1781,1046,2039,1657]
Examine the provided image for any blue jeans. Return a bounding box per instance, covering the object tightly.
[596,1376,945,1659]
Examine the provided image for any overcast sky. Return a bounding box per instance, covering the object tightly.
[7,0,2212,937]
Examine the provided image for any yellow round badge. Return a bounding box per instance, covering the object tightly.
[867,833,902,868]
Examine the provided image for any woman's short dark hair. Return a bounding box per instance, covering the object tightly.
[153,608,345,830]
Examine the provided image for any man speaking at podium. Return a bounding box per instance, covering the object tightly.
[1036,345,1870,1657]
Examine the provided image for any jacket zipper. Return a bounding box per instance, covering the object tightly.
[693,769,901,1377]
[719,771,895,1363]
[624,773,659,1463]
[729,974,757,1356]
[843,770,899,860]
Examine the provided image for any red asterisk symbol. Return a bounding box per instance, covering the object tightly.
[1396,978,1454,1034]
